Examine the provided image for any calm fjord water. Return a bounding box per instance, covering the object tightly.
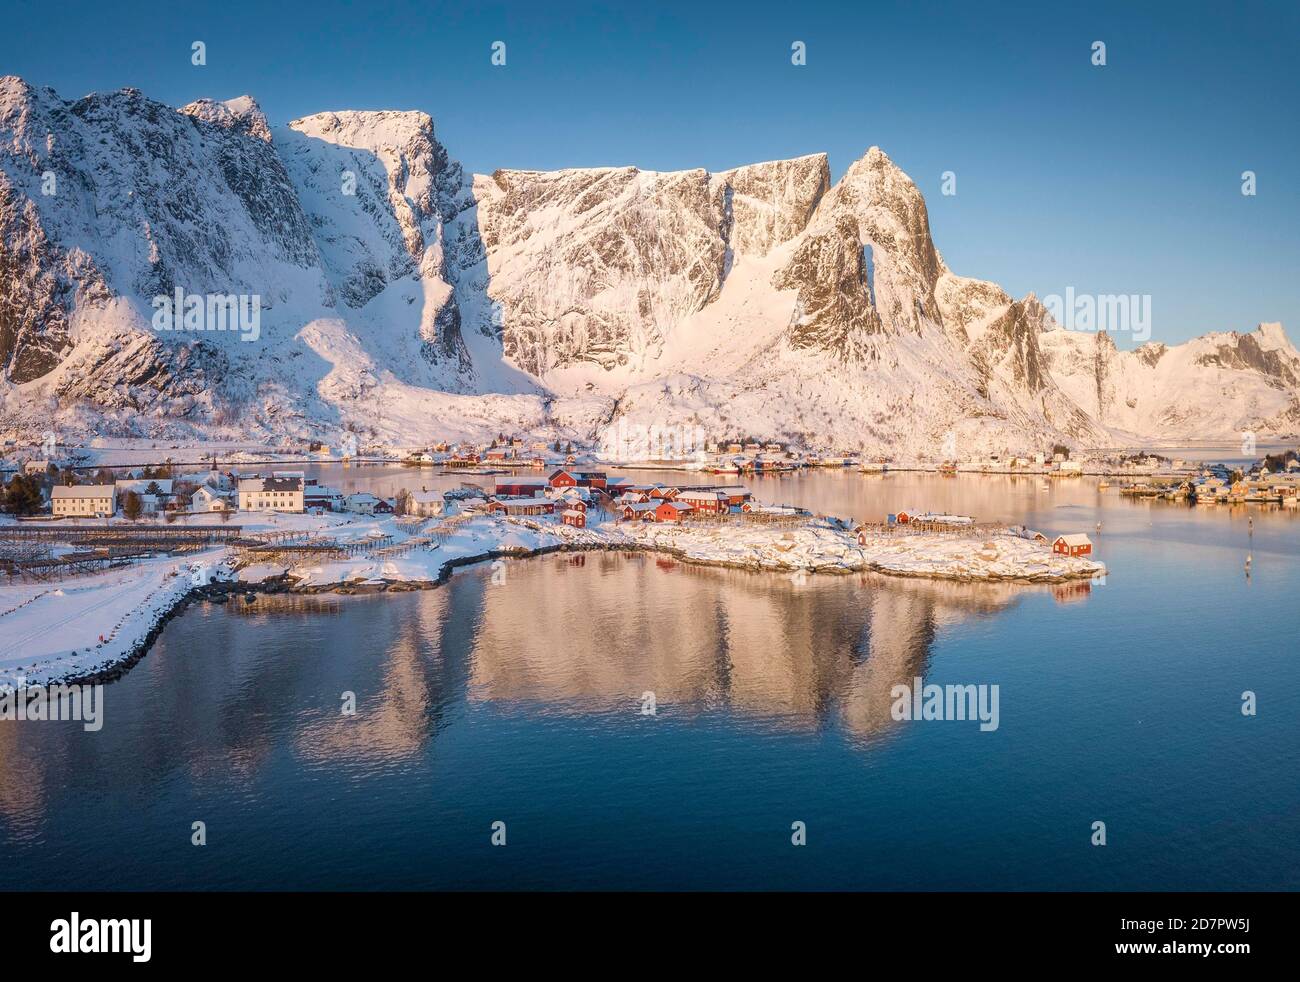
[2,472,1297,889]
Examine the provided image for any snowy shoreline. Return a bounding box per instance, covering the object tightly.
[1,512,1105,689]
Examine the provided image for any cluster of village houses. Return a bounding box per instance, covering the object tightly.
[31,464,771,528]
[40,471,446,520]
[406,439,1201,477]
[1177,461,1300,504]
[481,469,761,528]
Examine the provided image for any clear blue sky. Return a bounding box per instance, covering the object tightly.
[4,0,1297,346]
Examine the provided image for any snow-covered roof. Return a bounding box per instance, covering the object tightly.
[411,490,443,503]
[1054,533,1092,546]
[52,485,115,498]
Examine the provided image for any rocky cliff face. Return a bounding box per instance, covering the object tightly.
[469,152,829,379]
[0,76,1295,451]
[771,213,885,357]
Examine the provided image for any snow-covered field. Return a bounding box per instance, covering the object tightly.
[1,508,1104,688]
[0,554,198,688]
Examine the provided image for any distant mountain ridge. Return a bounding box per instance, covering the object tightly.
[2,76,1296,453]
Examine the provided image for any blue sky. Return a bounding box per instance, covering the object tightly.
[4,0,1297,346]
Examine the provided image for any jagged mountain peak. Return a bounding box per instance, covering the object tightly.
[810,146,945,335]
[181,95,271,141]
[0,74,36,106]
[1247,321,1294,352]
[290,108,440,147]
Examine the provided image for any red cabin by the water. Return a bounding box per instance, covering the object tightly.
[548,469,608,490]
[548,469,580,488]
[1052,533,1093,556]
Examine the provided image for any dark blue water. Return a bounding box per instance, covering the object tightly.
[2,475,1297,889]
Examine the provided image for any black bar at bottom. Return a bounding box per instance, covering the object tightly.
[0,891,1284,968]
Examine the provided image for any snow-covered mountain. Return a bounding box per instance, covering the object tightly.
[2,76,1296,453]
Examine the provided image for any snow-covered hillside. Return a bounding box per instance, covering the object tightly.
[1,76,1296,452]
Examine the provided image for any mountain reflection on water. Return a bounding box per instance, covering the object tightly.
[0,556,1052,830]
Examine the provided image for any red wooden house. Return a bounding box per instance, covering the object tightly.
[1052,533,1093,556]
[652,500,694,523]
[676,490,727,514]
[548,469,580,488]
[495,477,549,497]
[548,468,608,489]
[561,508,586,528]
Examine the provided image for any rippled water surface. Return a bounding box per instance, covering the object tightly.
[2,471,1297,889]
